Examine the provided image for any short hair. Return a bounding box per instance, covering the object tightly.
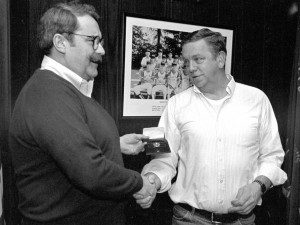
[182,28,227,58]
[38,1,100,55]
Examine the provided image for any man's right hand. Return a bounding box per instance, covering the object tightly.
[133,173,161,209]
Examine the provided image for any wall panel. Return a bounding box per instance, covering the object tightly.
[4,0,28,224]
[10,0,30,106]
[262,0,297,144]
[0,0,14,223]
[240,0,265,88]
[218,0,243,80]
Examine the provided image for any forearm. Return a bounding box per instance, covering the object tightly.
[258,95,287,185]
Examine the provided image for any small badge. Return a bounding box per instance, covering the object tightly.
[153,142,160,147]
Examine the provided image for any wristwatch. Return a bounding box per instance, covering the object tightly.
[253,180,267,194]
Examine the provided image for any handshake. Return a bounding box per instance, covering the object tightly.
[133,173,161,209]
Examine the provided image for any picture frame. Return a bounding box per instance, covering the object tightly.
[122,13,234,117]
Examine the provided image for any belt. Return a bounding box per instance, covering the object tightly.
[178,203,253,224]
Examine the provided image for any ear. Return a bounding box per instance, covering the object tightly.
[217,51,226,69]
[53,34,67,54]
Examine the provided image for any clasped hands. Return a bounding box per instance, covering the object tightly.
[133,173,161,209]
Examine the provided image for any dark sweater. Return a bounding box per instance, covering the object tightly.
[9,69,143,225]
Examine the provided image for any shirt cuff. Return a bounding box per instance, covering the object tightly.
[142,164,172,193]
[256,162,287,186]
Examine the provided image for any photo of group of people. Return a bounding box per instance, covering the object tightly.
[130,50,192,100]
[128,22,194,100]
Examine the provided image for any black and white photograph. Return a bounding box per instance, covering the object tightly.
[1,1,299,225]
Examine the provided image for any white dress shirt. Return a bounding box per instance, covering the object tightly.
[40,55,94,97]
[142,75,287,213]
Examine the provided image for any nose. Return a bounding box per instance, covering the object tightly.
[188,60,197,72]
[96,43,105,55]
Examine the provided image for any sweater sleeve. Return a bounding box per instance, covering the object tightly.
[23,79,143,198]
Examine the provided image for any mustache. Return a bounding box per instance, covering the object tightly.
[90,53,102,63]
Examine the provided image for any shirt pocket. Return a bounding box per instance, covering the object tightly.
[224,115,259,151]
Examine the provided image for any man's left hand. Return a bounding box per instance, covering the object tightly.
[120,133,148,155]
[228,182,262,215]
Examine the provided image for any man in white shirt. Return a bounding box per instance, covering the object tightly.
[155,50,163,66]
[166,52,174,67]
[134,28,287,225]
[141,51,151,67]
[166,63,180,99]
[132,61,155,99]
[152,63,167,99]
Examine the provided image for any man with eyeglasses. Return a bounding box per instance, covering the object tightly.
[9,2,156,225]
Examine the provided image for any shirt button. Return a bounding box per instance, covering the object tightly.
[219,200,223,204]
[220,179,224,183]
[218,138,221,142]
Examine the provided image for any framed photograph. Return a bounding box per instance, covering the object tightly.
[122,14,234,117]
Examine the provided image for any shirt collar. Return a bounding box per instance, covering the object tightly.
[193,74,236,97]
[40,55,94,98]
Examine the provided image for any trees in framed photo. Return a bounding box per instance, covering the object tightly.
[122,14,234,117]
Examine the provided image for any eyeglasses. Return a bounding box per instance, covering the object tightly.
[71,33,104,50]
